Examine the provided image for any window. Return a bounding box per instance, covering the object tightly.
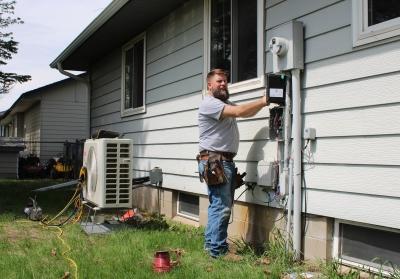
[205,0,264,91]
[177,192,199,220]
[121,33,146,116]
[334,220,400,272]
[352,0,400,46]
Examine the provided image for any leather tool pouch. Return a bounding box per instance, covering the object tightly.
[204,159,226,186]
[197,152,226,186]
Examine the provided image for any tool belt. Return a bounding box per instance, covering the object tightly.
[196,150,236,186]
[198,150,236,162]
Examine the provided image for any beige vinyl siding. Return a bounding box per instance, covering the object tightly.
[266,0,400,229]
[24,103,41,156]
[39,80,89,161]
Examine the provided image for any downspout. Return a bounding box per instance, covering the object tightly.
[56,62,91,138]
[291,68,301,260]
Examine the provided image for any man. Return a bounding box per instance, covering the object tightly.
[198,69,269,258]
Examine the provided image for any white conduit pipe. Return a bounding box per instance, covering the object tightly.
[291,68,302,260]
[286,159,294,250]
[283,76,292,196]
[283,76,292,248]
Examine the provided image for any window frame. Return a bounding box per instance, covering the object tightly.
[333,219,398,275]
[352,0,400,47]
[203,0,265,95]
[177,192,200,221]
[121,32,146,117]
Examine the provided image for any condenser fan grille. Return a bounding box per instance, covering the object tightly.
[105,143,131,205]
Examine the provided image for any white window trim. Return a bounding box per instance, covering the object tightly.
[202,0,265,96]
[121,32,146,117]
[333,219,395,276]
[176,192,200,221]
[352,0,400,47]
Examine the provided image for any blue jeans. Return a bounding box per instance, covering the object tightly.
[199,160,236,257]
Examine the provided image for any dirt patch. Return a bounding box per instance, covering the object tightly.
[1,223,46,244]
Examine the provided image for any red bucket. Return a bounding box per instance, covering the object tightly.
[153,251,171,273]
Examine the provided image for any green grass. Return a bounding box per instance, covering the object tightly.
[0,179,272,279]
[1,179,399,279]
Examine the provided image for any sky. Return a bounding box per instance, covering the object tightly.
[0,0,112,112]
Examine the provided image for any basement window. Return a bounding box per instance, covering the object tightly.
[352,0,400,46]
[121,33,146,117]
[334,220,400,272]
[177,192,199,221]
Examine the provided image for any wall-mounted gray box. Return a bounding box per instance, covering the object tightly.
[267,21,304,73]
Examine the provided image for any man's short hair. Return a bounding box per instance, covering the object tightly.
[207,69,229,82]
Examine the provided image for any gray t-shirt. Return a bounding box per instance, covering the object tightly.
[198,95,239,153]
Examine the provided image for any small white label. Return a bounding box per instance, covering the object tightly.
[269,88,284,98]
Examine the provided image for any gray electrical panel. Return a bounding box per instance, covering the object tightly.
[267,21,304,73]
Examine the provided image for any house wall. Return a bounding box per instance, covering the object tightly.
[0,152,19,178]
[39,79,89,162]
[87,0,400,260]
[90,0,274,199]
[266,0,400,230]
[24,103,41,156]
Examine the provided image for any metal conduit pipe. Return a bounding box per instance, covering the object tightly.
[291,68,302,260]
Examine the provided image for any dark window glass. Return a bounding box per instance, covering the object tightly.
[210,0,231,79]
[178,193,199,218]
[210,0,257,83]
[235,0,257,82]
[368,0,400,26]
[340,223,400,269]
[124,39,144,110]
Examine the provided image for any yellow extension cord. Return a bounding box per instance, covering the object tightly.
[38,182,84,279]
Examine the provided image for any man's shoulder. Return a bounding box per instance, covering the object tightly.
[200,96,224,109]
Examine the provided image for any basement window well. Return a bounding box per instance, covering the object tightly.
[177,192,199,221]
[334,220,400,272]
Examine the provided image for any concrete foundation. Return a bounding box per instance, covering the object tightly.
[131,186,333,261]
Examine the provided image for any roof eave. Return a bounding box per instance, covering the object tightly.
[49,0,129,69]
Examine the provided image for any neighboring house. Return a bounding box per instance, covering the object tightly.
[50,0,400,269]
[0,137,25,179]
[0,77,89,162]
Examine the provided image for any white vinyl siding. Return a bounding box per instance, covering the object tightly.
[266,0,400,230]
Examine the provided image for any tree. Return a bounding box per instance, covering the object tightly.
[0,0,31,94]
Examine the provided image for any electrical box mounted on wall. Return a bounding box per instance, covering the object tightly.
[267,20,304,73]
[267,74,287,105]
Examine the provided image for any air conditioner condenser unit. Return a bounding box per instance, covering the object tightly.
[82,138,133,208]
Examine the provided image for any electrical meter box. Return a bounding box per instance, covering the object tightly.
[267,74,287,105]
[267,20,304,73]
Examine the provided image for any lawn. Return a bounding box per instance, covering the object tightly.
[1,179,397,279]
[0,179,276,279]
